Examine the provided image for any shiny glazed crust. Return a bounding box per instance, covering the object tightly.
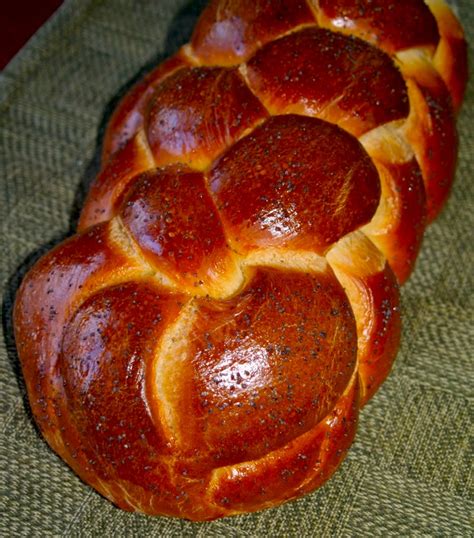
[14,0,467,521]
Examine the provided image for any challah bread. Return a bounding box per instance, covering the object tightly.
[14,0,467,521]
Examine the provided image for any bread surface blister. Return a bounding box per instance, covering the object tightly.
[14,0,467,520]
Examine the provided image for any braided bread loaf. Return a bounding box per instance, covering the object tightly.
[14,0,467,521]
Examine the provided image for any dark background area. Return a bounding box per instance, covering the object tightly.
[0,1,63,69]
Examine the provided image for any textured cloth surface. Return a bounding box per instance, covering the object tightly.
[0,1,472,536]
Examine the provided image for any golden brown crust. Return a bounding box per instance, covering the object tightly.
[145,67,268,170]
[427,0,469,111]
[362,158,427,283]
[402,64,458,222]
[327,232,401,404]
[14,0,467,521]
[80,131,155,230]
[209,115,381,254]
[191,0,316,66]
[314,0,440,55]
[207,375,359,514]
[102,53,190,162]
[245,27,410,136]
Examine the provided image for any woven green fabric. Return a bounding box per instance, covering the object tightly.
[1,1,472,536]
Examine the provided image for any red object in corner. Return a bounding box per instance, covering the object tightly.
[0,1,63,69]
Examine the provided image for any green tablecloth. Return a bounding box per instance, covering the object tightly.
[1,1,472,535]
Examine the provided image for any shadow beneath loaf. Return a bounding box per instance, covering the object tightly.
[1,0,207,434]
